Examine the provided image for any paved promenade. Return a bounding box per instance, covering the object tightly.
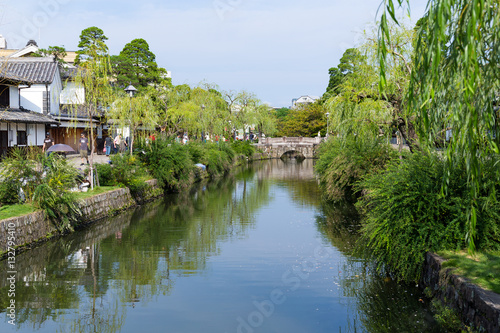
[66,153,112,169]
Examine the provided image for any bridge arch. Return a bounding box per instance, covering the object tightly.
[254,136,324,159]
[280,150,306,160]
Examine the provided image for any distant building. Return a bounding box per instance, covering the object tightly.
[291,95,320,109]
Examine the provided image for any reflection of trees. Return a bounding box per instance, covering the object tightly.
[317,200,440,332]
[0,166,272,332]
[0,211,134,330]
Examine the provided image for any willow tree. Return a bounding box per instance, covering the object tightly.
[326,22,415,148]
[189,85,229,140]
[380,1,500,251]
[108,92,158,155]
[70,45,114,189]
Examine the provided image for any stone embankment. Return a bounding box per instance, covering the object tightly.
[0,179,162,257]
[421,252,500,332]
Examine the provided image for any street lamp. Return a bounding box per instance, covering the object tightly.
[125,84,137,97]
[325,112,330,138]
[124,84,137,155]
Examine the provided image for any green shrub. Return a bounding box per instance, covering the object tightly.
[140,138,195,192]
[0,180,20,205]
[315,136,398,202]
[109,154,148,197]
[186,142,206,164]
[203,144,233,177]
[356,152,500,282]
[33,184,81,233]
[95,163,115,186]
[231,140,255,157]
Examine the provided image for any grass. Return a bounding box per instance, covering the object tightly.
[0,186,123,220]
[73,185,123,199]
[0,204,36,220]
[438,250,500,294]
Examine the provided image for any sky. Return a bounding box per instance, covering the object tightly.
[0,0,428,107]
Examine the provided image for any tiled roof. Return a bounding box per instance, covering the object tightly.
[60,67,78,80]
[0,108,59,124]
[0,57,58,84]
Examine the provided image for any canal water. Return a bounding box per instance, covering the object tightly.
[0,159,440,332]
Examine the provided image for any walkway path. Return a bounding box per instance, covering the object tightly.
[66,153,112,169]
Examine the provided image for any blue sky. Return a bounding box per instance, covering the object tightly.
[0,0,428,107]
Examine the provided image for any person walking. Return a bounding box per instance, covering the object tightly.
[115,134,127,153]
[105,135,113,156]
[113,134,121,154]
[42,132,54,156]
[79,133,89,165]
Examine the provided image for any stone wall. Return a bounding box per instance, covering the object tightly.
[0,179,162,257]
[421,252,500,332]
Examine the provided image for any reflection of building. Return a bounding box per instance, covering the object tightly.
[291,95,319,109]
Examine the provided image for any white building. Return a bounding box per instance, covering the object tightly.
[291,95,320,109]
[0,57,61,155]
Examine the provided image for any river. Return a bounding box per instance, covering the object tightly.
[0,159,440,332]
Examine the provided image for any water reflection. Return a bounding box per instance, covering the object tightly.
[316,201,440,332]
[0,160,440,332]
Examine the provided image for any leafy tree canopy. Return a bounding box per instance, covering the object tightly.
[112,38,167,89]
[75,26,108,63]
[34,46,67,64]
[276,102,327,137]
[325,48,364,98]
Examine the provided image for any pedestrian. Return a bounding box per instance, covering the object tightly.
[105,135,113,156]
[119,135,127,153]
[79,133,89,165]
[42,132,54,156]
[113,134,121,154]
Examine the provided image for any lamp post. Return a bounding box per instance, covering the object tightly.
[325,112,330,138]
[124,84,137,155]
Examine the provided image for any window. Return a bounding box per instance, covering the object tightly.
[17,131,27,146]
[0,85,10,107]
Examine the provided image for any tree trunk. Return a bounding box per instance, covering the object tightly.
[89,114,95,190]
[396,117,419,153]
[130,125,135,156]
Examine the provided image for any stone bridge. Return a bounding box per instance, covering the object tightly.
[254,136,323,159]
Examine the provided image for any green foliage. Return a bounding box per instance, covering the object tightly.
[430,299,470,333]
[325,48,363,97]
[0,180,20,205]
[356,152,500,282]
[32,184,80,233]
[231,140,255,158]
[276,102,327,137]
[186,142,235,177]
[108,154,148,197]
[75,26,108,63]
[34,46,67,64]
[140,138,195,192]
[379,0,500,251]
[0,148,42,201]
[202,143,234,177]
[95,163,115,186]
[0,150,82,231]
[111,38,166,89]
[315,137,397,202]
